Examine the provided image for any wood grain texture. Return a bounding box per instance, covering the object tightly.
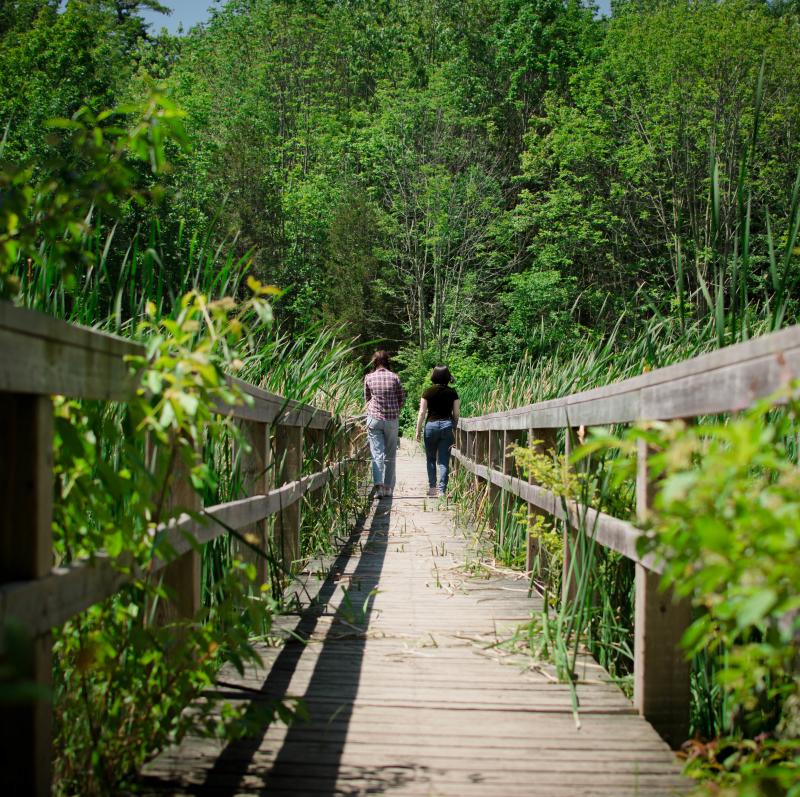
[224,376,332,428]
[459,324,800,431]
[235,419,271,584]
[634,440,691,747]
[154,457,202,624]
[0,394,54,796]
[0,303,333,426]
[0,461,355,636]
[0,313,139,401]
[0,555,130,638]
[273,425,304,576]
[487,430,503,534]
[141,441,689,796]
[526,428,557,576]
[562,427,582,604]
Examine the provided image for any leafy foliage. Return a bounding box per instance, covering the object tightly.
[645,407,799,739]
[0,94,187,298]
[0,73,363,793]
[51,290,283,793]
[571,390,800,791]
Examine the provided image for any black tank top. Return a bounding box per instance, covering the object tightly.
[422,385,458,421]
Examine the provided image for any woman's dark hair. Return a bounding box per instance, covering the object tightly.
[431,365,452,385]
[371,350,392,370]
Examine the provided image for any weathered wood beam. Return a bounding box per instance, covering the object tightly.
[0,462,352,638]
[0,302,140,400]
[153,457,202,625]
[633,438,691,749]
[0,302,333,428]
[235,418,271,585]
[487,429,503,536]
[273,425,305,577]
[459,324,800,431]
[451,450,661,572]
[0,394,54,796]
[524,428,557,578]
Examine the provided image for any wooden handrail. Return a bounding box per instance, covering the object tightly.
[459,324,800,430]
[0,301,333,427]
[0,459,357,638]
[0,303,364,795]
[452,322,800,750]
[450,449,660,571]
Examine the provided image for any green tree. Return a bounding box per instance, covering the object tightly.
[0,0,59,38]
[511,0,800,334]
[0,0,170,165]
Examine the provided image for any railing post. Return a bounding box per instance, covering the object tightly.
[474,429,488,494]
[0,394,53,797]
[452,427,462,474]
[331,423,342,466]
[157,455,202,623]
[349,421,361,464]
[525,427,556,577]
[561,426,587,604]
[237,419,271,585]
[501,429,524,550]
[306,427,325,472]
[633,437,691,748]
[487,428,503,535]
[274,423,303,576]
[305,426,326,498]
[337,421,351,463]
[345,421,357,461]
[502,429,520,476]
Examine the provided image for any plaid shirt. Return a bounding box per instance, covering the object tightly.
[364,368,406,420]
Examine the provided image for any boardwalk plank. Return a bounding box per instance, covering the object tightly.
[142,441,689,796]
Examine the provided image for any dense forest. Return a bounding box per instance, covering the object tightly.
[4,0,800,372]
[2,1,799,794]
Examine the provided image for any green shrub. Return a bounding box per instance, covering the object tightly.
[583,390,800,791]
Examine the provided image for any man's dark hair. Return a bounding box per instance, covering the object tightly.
[431,366,452,385]
[371,350,392,370]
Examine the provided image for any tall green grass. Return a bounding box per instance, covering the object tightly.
[455,322,798,737]
[13,209,368,612]
[4,99,371,795]
[16,217,252,329]
[457,63,799,419]
[457,311,777,418]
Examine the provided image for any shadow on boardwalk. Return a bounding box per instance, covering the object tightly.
[142,443,690,796]
[145,495,394,796]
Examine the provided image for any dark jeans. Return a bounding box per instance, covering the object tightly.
[424,419,454,490]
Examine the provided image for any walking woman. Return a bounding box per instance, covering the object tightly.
[364,350,406,498]
[415,366,460,497]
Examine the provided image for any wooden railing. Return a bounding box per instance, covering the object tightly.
[0,302,364,795]
[453,324,800,748]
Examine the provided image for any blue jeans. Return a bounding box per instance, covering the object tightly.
[366,416,399,488]
[424,419,454,490]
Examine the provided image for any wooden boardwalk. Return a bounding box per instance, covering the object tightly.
[142,441,689,796]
